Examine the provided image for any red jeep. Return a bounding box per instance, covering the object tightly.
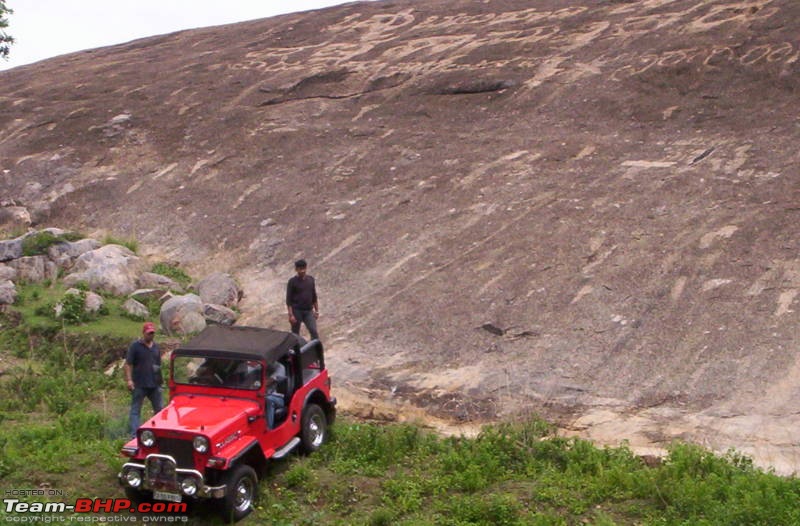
[118,325,336,521]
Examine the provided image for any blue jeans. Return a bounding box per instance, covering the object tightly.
[129,386,163,437]
[266,393,285,429]
[291,309,319,341]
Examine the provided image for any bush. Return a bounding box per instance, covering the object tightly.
[21,231,83,256]
[59,291,87,325]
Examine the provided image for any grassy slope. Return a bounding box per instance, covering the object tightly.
[0,284,799,525]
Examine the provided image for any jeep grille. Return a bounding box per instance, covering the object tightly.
[158,438,194,468]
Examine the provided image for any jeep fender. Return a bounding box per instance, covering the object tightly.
[303,388,336,425]
[225,439,267,474]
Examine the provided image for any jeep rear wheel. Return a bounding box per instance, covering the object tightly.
[219,464,257,523]
[301,403,327,453]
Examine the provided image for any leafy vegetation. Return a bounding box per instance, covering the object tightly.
[20,230,84,256]
[1,286,799,524]
[150,261,192,287]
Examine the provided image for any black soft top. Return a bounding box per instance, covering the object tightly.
[175,325,301,362]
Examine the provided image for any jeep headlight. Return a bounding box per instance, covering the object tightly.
[140,430,155,448]
[193,436,209,454]
[180,476,198,496]
[124,468,142,488]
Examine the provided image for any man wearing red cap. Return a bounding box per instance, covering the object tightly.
[125,321,163,437]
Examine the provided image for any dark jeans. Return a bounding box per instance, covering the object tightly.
[266,393,285,429]
[291,308,319,341]
[129,386,163,437]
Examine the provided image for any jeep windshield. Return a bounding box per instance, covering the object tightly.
[173,356,263,390]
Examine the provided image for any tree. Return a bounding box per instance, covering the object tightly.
[0,0,13,59]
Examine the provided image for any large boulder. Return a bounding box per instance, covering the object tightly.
[160,293,206,335]
[0,264,16,282]
[64,288,105,313]
[63,245,143,296]
[0,237,23,262]
[7,256,57,283]
[138,272,183,292]
[196,272,240,308]
[122,298,150,319]
[0,280,16,305]
[203,303,239,326]
[48,239,102,266]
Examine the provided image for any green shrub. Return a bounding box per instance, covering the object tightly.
[21,231,60,256]
[60,291,87,325]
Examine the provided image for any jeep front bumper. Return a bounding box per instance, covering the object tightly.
[118,454,225,499]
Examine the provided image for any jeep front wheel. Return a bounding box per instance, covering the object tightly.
[301,403,327,453]
[219,464,257,523]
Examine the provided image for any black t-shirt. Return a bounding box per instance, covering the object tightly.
[126,340,161,388]
[286,275,317,310]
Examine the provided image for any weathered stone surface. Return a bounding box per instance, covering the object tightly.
[160,293,206,335]
[7,255,49,283]
[48,238,102,262]
[196,272,240,308]
[122,298,150,319]
[0,264,16,282]
[63,245,143,296]
[137,272,183,292]
[5,0,800,473]
[0,280,16,305]
[203,303,239,326]
[65,288,105,313]
[0,238,23,262]
[0,206,31,232]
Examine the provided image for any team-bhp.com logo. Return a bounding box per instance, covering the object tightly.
[3,497,187,521]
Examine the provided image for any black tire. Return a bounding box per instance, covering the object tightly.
[218,464,257,523]
[300,404,327,453]
[124,487,152,504]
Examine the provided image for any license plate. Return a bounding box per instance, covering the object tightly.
[153,491,182,503]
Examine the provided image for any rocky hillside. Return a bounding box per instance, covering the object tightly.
[1,0,799,471]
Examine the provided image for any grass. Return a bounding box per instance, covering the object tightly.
[1,288,800,524]
[150,261,192,288]
[11,281,145,337]
[102,234,138,254]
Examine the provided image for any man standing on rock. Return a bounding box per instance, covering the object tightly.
[286,259,320,341]
[125,321,163,437]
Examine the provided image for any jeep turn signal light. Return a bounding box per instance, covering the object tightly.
[206,457,226,468]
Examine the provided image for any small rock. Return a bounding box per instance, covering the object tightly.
[0,264,17,282]
[0,238,23,262]
[137,272,183,292]
[160,293,206,335]
[130,288,168,303]
[203,303,239,326]
[122,298,149,319]
[0,206,31,232]
[109,113,132,126]
[0,280,16,305]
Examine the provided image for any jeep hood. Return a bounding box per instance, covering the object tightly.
[144,394,261,437]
